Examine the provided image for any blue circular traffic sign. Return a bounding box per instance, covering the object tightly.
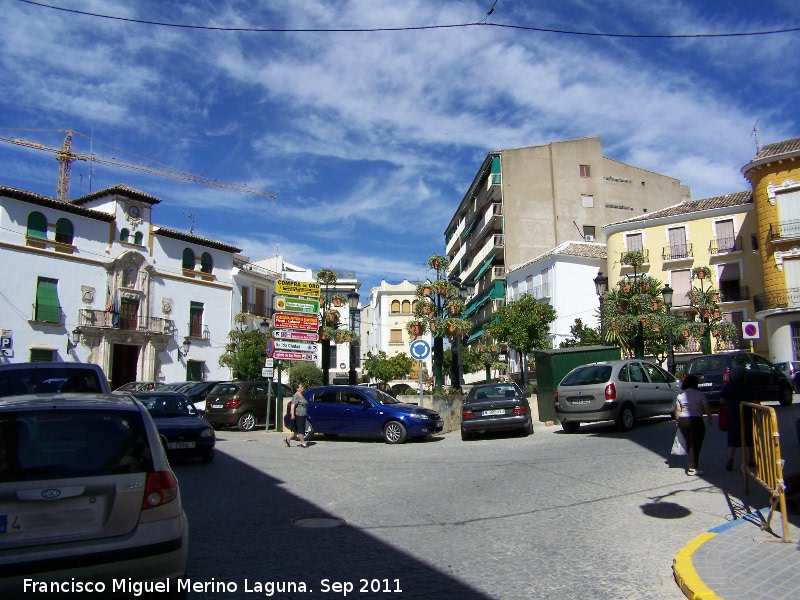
[409,339,430,361]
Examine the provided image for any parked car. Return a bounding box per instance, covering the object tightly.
[555,359,681,433]
[203,380,292,431]
[129,391,216,462]
[461,382,534,440]
[0,393,188,593]
[773,361,800,393]
[0,362,111,396]
[301,385,443,444]
[114,381,159,392]
[176,380,227,412]
[683,351,793,406]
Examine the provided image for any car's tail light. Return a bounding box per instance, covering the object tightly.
[723,368,731,384]
[791,364,797,376]
[225,397,241,408]
[605,383,617,400]
[512,405,527,415]
[462,409,475,419]
[142,471,179,510]
[554,389,559,407]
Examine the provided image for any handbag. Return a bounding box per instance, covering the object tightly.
[283,402,295,432]
[671,428,687,456]
[717,405,728,432]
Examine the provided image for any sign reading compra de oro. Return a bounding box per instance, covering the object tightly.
[277,279,321,297]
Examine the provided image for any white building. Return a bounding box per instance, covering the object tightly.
[504,241,607,374]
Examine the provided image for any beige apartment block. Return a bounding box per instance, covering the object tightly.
[447,136,688,340]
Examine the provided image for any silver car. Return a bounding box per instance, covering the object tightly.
[0,394,188,594]
[554,359,680,433]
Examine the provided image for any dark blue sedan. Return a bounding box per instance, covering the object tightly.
[129,391,216,462]
[302,385,443,444]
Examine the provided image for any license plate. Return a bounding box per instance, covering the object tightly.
[570,399,591,405]
[167,441,196,449]
[211,404,224,408]
[482,409,505,416]
[698,383,713,388]
[436,420,443,427]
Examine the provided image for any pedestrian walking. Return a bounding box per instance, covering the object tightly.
[675,374,713,475]
[284,381,308,448]
[720,368,758,471]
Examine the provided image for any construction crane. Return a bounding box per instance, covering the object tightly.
[0,129,275,201]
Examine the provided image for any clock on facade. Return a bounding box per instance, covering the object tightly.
[128,205,140,218]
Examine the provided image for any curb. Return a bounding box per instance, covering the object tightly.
[673,532,721,600]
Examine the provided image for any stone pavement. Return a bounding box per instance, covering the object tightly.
[673,506,800,600]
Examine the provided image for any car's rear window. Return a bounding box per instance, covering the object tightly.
[0,409,153,482]
[560,365,613,386]
[0,367,105,397]
[685,356,727,375]
[209,383,240,396]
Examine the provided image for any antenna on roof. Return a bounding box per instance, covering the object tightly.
[752,120,761,155]
[184,212,195,234]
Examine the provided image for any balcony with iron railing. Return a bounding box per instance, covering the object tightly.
[662,243,693,261]
[754,288,800,312]
[621,248,650,264]
[77,309,175,334]
[768,219,800,242]
[720,285,749,302]
[234,256,281,280]
[709,236,742,254]
[241,302,271,319]
[187,323,211,340]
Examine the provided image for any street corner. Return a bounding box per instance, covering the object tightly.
[673,531,721,600]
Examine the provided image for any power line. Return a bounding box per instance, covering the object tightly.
[16,0,800,39]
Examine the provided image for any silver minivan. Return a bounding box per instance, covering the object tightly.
[554,359,681,433]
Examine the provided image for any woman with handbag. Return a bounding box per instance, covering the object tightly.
[720,368,756,471]
[675,374,713,476]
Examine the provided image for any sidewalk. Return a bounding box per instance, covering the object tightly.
[674,508,800,599]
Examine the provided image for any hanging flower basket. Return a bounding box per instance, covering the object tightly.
[700,308,711,318]
[447,299,465,315]
[713,308,721,318]
[640,281,651,293]
[421,301,433,316]
[651,300,660,311]
[416,282,433,297]
[406,320,425,337]
[710,291,720,302]
[325,309,338,324]
[331,294,344,307]
[692,266,712,280]
[620,283,631,294]
[683,328,690,338]
[429,318,437,333]
[616,301,627,311]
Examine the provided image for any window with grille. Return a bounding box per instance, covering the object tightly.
[190,302,204,337]
[719,262,742,301]
[30,349,55,362]
[35,277,60,323]
[668,227,688,259]
[715,219,735,252]
[119,298,139,331]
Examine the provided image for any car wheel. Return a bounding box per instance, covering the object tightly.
[523,420,534,436]
[237,411,256,431]
[201,449,215,463]
[780,385,794,407]
[383,420,407,444]
[461,427,472,441]
[615,404,635,432]
[562,421,580,434]
[303,420,315,441]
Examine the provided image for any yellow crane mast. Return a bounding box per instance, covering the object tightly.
[0,130,275,201]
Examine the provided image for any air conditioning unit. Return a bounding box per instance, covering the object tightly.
[584,235,595,242]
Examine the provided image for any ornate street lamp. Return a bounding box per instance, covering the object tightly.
[593,270,608,345]
[347,290,359,385]
[177,337,191,359]
[661,284,675,374]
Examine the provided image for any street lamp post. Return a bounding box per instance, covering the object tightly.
[347,290,359,385]
[593,270,608,345]
[661,284,675,374]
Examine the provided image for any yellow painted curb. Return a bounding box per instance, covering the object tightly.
[673,532,722,600]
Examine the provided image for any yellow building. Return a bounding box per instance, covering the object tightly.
[603,191,767,364]
[742,137,800,362]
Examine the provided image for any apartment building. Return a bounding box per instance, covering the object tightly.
[603,190,766,361]
[743,136,800,362]
[446,136,687,343]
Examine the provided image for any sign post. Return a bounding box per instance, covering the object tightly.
[409,339,431,405]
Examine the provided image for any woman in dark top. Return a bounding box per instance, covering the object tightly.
[284,381,308,448]
[720,368,757,471]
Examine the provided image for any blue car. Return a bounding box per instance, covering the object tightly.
[301,385,443,444]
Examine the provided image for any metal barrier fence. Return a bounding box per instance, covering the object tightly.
[742,402,791,542]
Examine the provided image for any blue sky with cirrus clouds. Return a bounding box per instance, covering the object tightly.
[1,0,798,296]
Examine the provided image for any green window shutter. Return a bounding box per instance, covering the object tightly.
[30,349,55,362]
[186,361,202,381]
[134,231,143,245]
[36,277,60,323]
[120,228,130,242]
[182,248,195,270]
[27,212,47,239]
[55,218,73,244]
[200,252,213,273]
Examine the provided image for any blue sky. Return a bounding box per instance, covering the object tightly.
[2,0,799,297]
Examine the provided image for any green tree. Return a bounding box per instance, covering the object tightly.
[286,361,323,388]
[484,293,556,386]
[219,315,268,380]
[559,318,601,348]
[462,337,504,383]
[362,351,413,385]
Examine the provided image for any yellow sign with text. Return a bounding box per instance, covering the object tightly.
[277,280,321,297]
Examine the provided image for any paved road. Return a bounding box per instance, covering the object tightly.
[173,402,800,599]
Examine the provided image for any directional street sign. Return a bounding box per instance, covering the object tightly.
[277,280,321,297]
[275,340,319,353]
[409,339,431,361]
[273,350,318,362]
[274,296,319,315]
[273,329,319,342]
[273,312,320,332]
